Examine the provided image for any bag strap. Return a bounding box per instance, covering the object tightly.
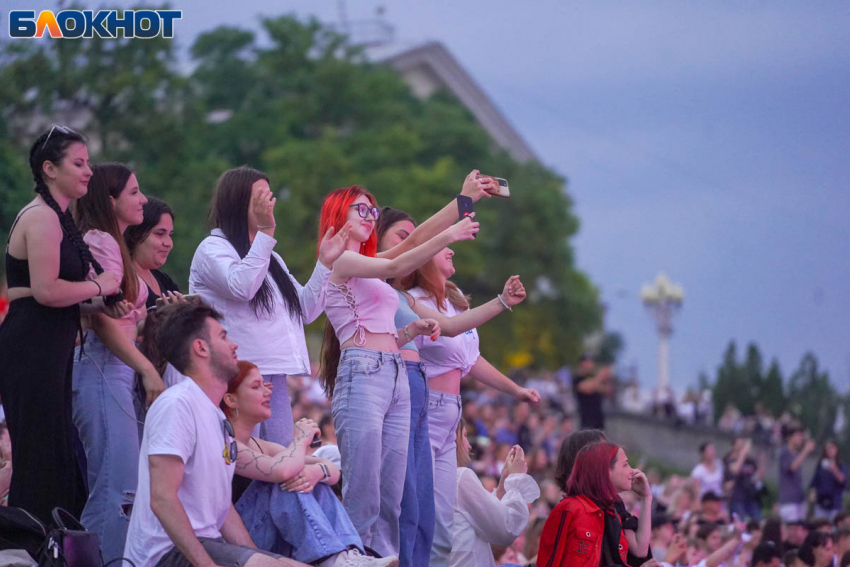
[50,508,85,532]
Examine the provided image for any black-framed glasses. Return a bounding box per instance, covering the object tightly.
[41,124,74,151]
[222,419,238,465]
[349,203,380,221]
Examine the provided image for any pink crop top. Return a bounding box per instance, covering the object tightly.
[325,276,399,346]
[85,230,148,328]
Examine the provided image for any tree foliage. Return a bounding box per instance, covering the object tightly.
[0,13,602,369]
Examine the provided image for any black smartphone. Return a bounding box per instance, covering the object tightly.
[103,290,125,306]
[310,434,322,449]
[456,194,474,221]
[456,194,475,239]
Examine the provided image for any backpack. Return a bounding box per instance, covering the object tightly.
[0,506,47,558]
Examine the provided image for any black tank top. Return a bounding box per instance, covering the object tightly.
[232,437,264,503]
[5,206,86,288]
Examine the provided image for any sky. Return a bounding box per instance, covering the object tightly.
[58,1,850,393]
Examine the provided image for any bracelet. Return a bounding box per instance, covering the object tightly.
[92,280,102,297]
[497,294,512,312]
[403,325,412,343]
[319,462,331,481]
[257,224,276,229]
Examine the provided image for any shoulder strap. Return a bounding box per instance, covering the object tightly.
[5,205,40,246]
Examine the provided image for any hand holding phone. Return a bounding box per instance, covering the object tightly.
[477,175,510,198]
[456,195,475,239]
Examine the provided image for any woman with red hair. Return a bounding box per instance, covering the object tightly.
[537,443,653,567]
[317,185,478,559]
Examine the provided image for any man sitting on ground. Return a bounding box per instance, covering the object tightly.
[124,301,310,567]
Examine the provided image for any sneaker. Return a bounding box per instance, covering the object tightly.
[333,549,399,567]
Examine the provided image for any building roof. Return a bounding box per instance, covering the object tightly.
[377,41,538,163]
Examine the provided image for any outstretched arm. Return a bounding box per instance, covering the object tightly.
[378,170,494,260]
[468,356,541,405]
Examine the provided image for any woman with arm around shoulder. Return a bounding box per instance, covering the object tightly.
[538,443,652,567]
[451,420,540,567]
[0,126,120,523]
[397,249,538,567]
[317,185,478,559]
[72,162,168,561]
[190,167,349,446]
[222,361,398,567]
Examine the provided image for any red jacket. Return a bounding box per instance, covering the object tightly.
[537,495,630,567]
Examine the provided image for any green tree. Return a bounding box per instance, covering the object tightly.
[0,14,601,369]
[787,352,837,441]
[760,360,786,417]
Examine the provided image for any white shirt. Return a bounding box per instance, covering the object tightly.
[691,459,725,497]
[189,229,330,376]
[125,379,235,567]
[408,287,480,378]
[450,468,540,567]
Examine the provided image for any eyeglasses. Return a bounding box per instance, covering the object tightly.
[349,203,380,221]
[222,419,238,465]
[41,124,75,151]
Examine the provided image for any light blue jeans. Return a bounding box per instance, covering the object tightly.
[258,373,293,445]
[72,333,142,563]
[332,348,410,558]
[235,480,362,563]
[427,390,462,567]
[398,361,435,567]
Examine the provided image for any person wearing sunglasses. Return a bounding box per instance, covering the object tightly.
[221,360,400,567]
[190,167,350,448]
[0,126,123,523]
[315,185,479,559]
[124,300,315,567]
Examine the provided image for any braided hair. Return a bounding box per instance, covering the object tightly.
[28,127,103,277]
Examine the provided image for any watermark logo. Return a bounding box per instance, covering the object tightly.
[8,10,182,39]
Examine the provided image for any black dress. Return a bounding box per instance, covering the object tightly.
[143,269,180,310]
[0,207,87,522]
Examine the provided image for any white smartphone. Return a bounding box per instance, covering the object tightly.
[478,174,511,198]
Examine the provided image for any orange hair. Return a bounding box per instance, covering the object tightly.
[317,185,378,259]
[220,360,258,418]
[397,258,470,313]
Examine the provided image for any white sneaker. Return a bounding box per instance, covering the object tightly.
[331,549,399,567]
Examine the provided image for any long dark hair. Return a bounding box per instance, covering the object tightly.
[125,196,174,255]
[28,126,103,277]
[209,167,302,320]
[554,429,607,493]
[74,163,140,302]
[376,206,416,243]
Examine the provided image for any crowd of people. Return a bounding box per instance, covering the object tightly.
[1,125,848,567]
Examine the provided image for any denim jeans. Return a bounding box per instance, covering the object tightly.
[332,348,410,558]
[427,390,462,567]
[235,480,362,563]
[258,373,293,445]
[730,499,762,521]
[72,333,142,562]
[398,361,435,567]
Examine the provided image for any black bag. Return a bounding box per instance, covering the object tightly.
[0,506,48,557]
[37,508,135,567]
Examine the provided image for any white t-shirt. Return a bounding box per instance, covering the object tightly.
[691,459,725,497]
[124,379,235,567]
[408,287,480,379]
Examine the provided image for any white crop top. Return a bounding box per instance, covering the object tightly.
[408,286,480,378]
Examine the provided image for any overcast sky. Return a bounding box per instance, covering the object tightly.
[84,0,850,392]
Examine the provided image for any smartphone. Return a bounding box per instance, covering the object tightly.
[456,194,474,220]
[477,175,511,198]
[155,293,199,309]
[310,434,322,449]
[103,290,125,306]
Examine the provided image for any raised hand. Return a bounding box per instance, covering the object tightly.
[630,469,651,499]
[461,169,495,202]
[501,275,526,307]
[318,222,352,268]
[503,445,528,477]
[251,184,276,230]
[408,318,441,341]
[446,214,479,242]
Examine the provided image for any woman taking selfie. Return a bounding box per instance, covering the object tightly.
[0,126,120,522]
[317,185,478,558]
[190,166,349,445]
[72,162,165,561]
[399,250,537,567]
[375,198,528,567]
[538,442,652,567]
[222,361,399,567]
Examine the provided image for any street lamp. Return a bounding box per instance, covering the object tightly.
[640,273,684,394]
